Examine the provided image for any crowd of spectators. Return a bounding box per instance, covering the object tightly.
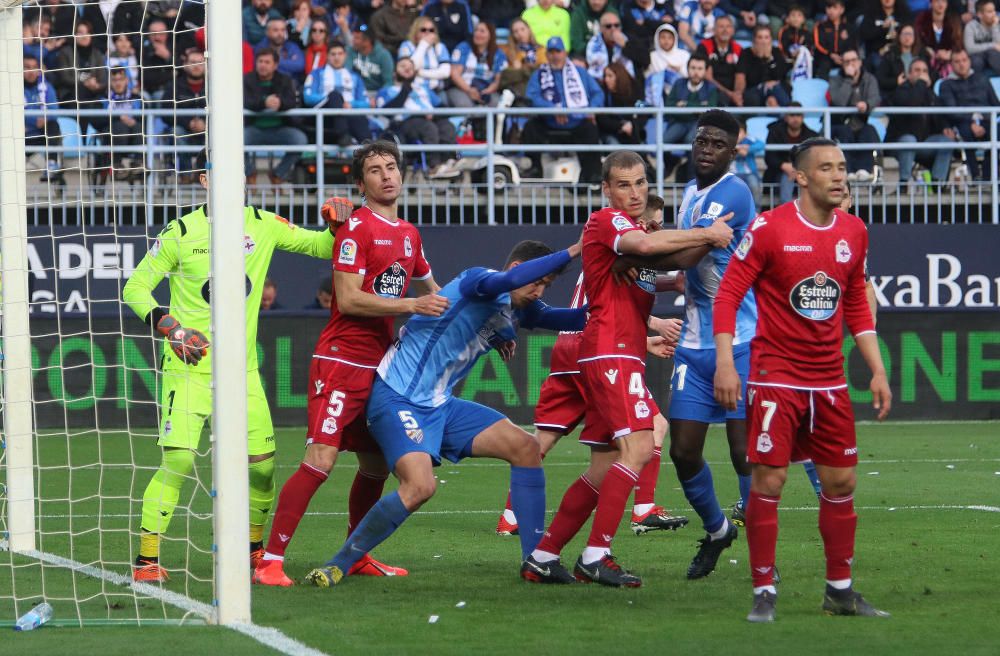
[17,0,1000,187]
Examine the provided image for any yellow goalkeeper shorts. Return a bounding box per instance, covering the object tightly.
[157,369,275,456]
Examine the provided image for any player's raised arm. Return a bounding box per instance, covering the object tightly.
[266,208,336,259]
[458,240,580,299]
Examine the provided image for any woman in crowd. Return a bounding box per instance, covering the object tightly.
[598,61,643,145]
[398,16,452,92]
[449,21,508,107]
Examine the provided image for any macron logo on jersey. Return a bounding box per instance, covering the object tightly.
[751,215,768,231]
[604,369,619,384]
[348,217,362,231]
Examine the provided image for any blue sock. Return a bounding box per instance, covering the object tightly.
[802,461,822,497]
[509,466,545,558]
[738,474,751,508]
[681,463,725,534]
[326,490,410,572]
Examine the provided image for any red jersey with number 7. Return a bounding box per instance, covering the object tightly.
[579,207,657,363]
[713,201,875,389]
[314,206,431,367]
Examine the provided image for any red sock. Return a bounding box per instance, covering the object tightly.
[348,469,388,536]
[819,492,856,582]
[535,475,599,555]
[586,463,639,549]
[746,491,781,588]
[264,463,328,557]
[634,447,661,506]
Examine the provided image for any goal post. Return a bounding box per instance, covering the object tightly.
[0,0,251,628]
[206,0,250,627]
[0,1,35,555]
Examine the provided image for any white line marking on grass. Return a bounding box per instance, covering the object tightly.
[0,539,330,656]
[32,505,1000,520]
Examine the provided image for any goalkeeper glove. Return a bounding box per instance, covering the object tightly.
[321,196,354,233]
[156,314,210,365]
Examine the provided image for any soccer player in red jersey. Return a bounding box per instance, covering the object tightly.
[498,197,690,539]
[524,151,733,587]
[254,141,449,586]
[713,138,892,621]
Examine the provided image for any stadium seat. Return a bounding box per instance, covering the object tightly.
[933,78,943,95]
[495,27,510,44]
[56,116,83,160]
[746,116,776,144]
[735,39,751,49]
[791,78,829,133]
[991,77,1000,102]
[868,115,887,143]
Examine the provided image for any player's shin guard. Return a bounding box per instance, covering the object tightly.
[585,463,639,553]
[634,447,661,507]
[681,463,726,533]
[327,490,410,573]
[819,492,857,583]
[348,469,389,536]
[509,466,546,557]
[265,462,328,558]
[746,491,781,588]
[248,456,276,535]
[534,475,600,556]
[140,449,195,538]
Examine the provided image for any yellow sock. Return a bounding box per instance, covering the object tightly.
[249,524,264,544]
[139,531,160,560]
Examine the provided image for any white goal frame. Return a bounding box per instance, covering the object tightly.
[0,0,251,625]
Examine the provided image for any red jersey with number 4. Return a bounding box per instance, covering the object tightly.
[548,272,587,374]
[579,207,656,363]
[713,201,874,388]
[314,206,431,367]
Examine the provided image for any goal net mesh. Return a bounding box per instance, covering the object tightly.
[1,0,224,626]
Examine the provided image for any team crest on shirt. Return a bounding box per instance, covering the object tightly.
[612,215,634,231]
[835,239,852,263]
[404,236,413,257]
[756,432,773,453]
[634,400,650,419]
[339,239,358,265]
[243,235,256,255]
[163,420,172,436]
[150,238,162,257]
[735,233,753,260]
[790,271,842,320]
[699,201,725,221]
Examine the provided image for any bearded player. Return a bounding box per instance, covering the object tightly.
[253,140,449,586]
[714,137,892,622]
[497,195,690,539]
[124,150,346,582]
[524,151,733,587]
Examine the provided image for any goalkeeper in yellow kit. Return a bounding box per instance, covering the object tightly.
[123,150,350,582]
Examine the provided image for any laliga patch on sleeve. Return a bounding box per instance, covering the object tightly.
[735,233,753,260]
[612,215,634,232]
[338,238,358,265]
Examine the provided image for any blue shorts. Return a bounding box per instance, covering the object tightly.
[366,377,506,471]
[667,342,751,423]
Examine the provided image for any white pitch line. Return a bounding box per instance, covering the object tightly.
[0,539,330,656]
[29,504,1000,520]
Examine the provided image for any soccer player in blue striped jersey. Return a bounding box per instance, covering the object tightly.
[666,109,759,580]
[306,239,588,587]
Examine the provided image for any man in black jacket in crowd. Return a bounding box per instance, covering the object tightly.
[243,47,307,185]
[887,58,955,187]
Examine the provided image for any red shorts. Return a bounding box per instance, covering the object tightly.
[305,357,379,452]
[533,372,587,436]
[746,384,857,468]
[578,357,657,446]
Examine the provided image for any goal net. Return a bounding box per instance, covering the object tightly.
[0,0,249,627]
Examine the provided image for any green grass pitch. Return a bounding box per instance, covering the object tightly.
[2,422,999,656]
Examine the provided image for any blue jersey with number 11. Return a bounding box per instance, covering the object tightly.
[676,172,758,350]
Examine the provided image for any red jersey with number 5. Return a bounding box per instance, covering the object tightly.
[315,206,431,367]
[579,207,657,363]
[713,201,874,388]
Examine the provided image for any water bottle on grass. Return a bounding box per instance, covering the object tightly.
[14,602,53,631]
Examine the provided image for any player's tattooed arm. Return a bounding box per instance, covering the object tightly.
[334,270,449,317]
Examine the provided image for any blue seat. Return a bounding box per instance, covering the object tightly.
[746,116,776,144]
[991,76,1000,102]
[933,78,943,95]
[867,116,886,142]
[56,116,83,159]
[791,78,829,133]
[495,27,510,44]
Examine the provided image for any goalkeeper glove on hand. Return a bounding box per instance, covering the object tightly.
[156,314,210,365]
[321,196,354,233]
